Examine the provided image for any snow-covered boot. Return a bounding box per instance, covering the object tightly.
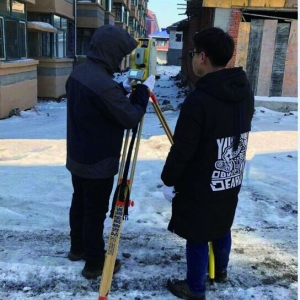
[82,258,121,279]
[167,279,206,300]
[214,270,227,283]
[67,250,85,261]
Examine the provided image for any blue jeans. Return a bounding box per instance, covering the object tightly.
[186,230,232,296]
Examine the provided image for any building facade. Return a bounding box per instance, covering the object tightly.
[0,0,148,119]
[166,20,184,66]
[149,28,169,64]
[176,0,298,97]
[146,9,159,36]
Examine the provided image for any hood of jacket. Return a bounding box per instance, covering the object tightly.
[86,25,138,75]
[196,67,254,151]
[195,67,252,104]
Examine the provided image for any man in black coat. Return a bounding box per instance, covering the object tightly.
[65,25,155,279]
[161,27,254,299]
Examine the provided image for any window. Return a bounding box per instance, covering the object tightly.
[175,33,182,42]
[78,0,103,4]
[19,20,26,57]
[28,31,51,57]
[54,30,65,58]
[106,0,111,12]
[53,15,60,28]
[67,21,75,58]
[77,28,95,55]
[0,0,27,60]
[123,9,128,25]
[5,18,18,59]
[0,0,10,16]
[41,32,51,57]
[28,13,52,58]
[112,3,123,22]
[12,0,25,19]
[53,15,68,58]
[156,39,167,46]
[27,13,74,59]
[0,17,4,59]
[129,17,137,31]
[61,18,67,30]
[28,13,50,24]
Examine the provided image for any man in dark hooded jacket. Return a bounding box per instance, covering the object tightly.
[65,25,155,279]
[161,27,254,299]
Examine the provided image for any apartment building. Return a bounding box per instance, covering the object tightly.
[0,0,148,119]
[146,9,159,36]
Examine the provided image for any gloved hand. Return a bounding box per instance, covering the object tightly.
[163,185,176,202]
[130,80,151,113]
[123,78,134,93]
[142,74,155,92]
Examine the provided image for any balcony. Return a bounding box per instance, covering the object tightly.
[27,0,73,20]
[113,0,131,10]
[138,0,146,9]
[76,2,106,28]
[139,15,145,28]
[129,5,138,19]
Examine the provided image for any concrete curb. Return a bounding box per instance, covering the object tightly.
[255,96,298,112]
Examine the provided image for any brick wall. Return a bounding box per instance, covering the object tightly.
[227,9,242,68]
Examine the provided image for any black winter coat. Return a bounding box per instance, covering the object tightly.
[66,25,149,179]
[161,67,254,243]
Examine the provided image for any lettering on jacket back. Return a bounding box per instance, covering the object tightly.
[210,132,249,192]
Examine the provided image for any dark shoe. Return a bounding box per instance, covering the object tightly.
[67,251,85,261]
[82,258,121,279]
[214,270,227,283]
[167,279,206,300]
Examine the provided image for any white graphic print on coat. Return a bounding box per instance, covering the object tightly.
[210,132,249,191]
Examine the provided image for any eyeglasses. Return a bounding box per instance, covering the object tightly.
[188,50,200,59]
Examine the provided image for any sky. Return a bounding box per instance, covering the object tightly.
[147,0,186,30]
[0,65,298,299]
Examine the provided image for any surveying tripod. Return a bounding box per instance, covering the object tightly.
[98,92,215,300]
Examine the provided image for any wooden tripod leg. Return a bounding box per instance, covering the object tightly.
[117,129,130,183]
[152,101,173,145]
[98,199,127,300]
[129,116,145,189]
[98,121,144,300]
[150,92,173,144]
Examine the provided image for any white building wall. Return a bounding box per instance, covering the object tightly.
[169,30,183,50]
[213,8,231,31]
[157,51,167,65]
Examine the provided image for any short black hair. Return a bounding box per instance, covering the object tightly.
[192,27,234,67]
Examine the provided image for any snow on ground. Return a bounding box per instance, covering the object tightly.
[0,66,298,300]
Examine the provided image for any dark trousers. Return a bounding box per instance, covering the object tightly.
[69,174,114,261]
[186,230,232,296]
